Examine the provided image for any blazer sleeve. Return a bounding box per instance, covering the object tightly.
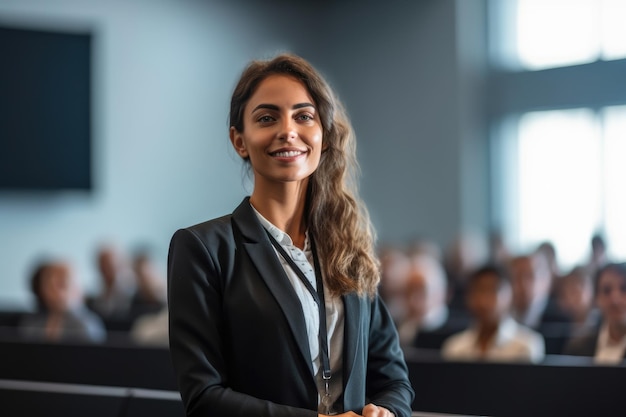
[365,295,415,417]
[167,228,317,417]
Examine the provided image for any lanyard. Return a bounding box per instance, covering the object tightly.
[265,231,334,411]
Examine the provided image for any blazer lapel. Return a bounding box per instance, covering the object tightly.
[232,198,314,378]
[342,293,362,387]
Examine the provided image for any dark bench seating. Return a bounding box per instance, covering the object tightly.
[405,348,625,417]
[1,338,624,417]
[0,338,183,417]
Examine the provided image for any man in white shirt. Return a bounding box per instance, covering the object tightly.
[442,264,545,363]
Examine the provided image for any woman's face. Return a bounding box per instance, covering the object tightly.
[596,270,626,325]
[230,75,324,188]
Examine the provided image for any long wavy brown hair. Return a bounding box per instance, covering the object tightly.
[229,53,380,297]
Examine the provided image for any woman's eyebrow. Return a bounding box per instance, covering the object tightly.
[251,102,315,112]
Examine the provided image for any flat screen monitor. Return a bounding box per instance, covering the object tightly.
[0,25,92,191]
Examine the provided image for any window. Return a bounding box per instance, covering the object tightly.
[507,0,626,70]
[489,0,626,269]
[504,107,626,268]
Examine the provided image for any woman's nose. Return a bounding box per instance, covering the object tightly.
[277,117,297,141]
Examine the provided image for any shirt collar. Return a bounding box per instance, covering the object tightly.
[251,205,310,251]
[469,316,518,348]
[494,316,518,346]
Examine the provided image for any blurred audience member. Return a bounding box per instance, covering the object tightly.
[442,264,545,363]
[398,254,467,350]
[588,233,609,275]
[378,245,411,324]
[564,262,626,364]
[509,253,567,330]
[19,260,105,343]
[556,266,599,337]
[130,249,166,317]
[535,241,562,286]
[444,231,489,313]
[86,244,134,320]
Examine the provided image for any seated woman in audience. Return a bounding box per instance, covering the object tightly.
[564,262,626,365]
[442,264,545,363]
[19,260,106,343]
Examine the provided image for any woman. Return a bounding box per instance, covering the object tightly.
[564,262,626,364]
[168,54,414,417]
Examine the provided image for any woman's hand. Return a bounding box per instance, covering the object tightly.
[319,404,394,417]
[361,403,395,417]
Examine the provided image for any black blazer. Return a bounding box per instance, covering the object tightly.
[563,325,626,361]
[168,198,414,417]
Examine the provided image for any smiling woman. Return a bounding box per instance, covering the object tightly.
[167,53,414,417]
[230,75,324,193]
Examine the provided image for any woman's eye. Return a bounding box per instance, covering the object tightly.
[258,115,273,123]
[296,113,314,121]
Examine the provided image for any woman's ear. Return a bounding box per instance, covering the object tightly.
[230,127,248,158]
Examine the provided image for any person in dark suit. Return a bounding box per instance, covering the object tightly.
[168,54,414,417]
[564,262,626,364]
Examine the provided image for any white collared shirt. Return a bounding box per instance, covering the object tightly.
[442,316,545,363]
[594,323,626,365]
[253,208,344,413]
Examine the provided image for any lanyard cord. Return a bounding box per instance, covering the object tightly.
[265,231,332,383]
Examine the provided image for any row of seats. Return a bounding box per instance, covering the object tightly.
[1,338,623,417]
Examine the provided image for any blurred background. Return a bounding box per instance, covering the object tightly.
[0,0,625,351]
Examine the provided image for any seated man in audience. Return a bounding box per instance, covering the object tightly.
[378,245,412,325]
[556,266,600,338]
[129,248,167,317]
[564,262,626,364]
[509,253,568,331]
[19,260,106,343]
[397,253,467,350]
[86,244,134,321]
[442,264,545,363]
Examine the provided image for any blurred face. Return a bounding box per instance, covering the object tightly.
[230,75,324,189]
[467,273,511,325]
[405,271,428,322]
[41,264,74,313]
[404,262,445,323]
[557,276,592,319]
[596,270,626,326]
[98,248,119,288]
[510,257,548,311]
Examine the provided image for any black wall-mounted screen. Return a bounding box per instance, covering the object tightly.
[0,25,92,191]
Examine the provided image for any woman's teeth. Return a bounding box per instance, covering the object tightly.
[273,151,303,157]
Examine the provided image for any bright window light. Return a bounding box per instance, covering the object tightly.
[516,109,601,268]
[600,0,626,60]
[516,0,600,70]
[602,105,626,260]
